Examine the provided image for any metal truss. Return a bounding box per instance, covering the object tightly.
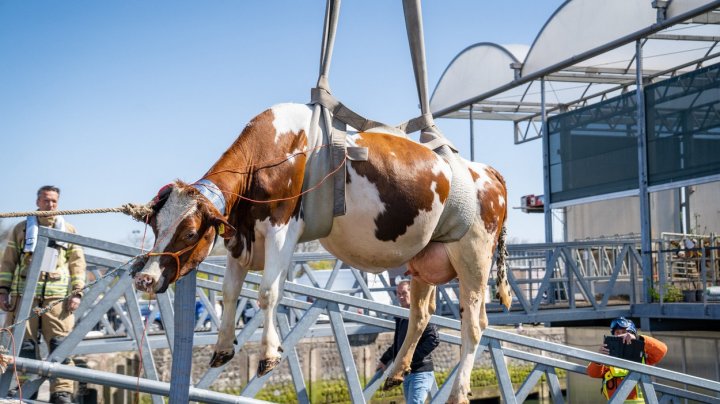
[1,227,719,403]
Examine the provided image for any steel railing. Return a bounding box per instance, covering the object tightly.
[1,227,718,403]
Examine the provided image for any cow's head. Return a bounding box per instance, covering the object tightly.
[132,181,235,293]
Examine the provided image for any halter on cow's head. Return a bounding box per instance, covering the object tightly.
[131,181,235,293]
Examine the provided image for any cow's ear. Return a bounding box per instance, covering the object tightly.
[149,183,174,214]
[211,216,236,239]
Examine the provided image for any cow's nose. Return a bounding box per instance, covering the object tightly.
[134,273,156,292]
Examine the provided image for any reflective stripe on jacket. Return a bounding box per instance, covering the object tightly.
[0,217,86,298]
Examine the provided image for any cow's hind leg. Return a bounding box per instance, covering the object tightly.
[383,278,436,389]
[446,225,495,404]
[211,254,249,367]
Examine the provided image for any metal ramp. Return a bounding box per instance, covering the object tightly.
[1,227,719,403]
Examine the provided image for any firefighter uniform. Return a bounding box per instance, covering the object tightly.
[0,216,86,397]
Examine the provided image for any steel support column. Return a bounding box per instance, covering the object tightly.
[541,77,553,244]
[469,104,475,161]
[635,39,653,307]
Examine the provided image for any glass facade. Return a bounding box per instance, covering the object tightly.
[547,92,639,203]
[548,63,720,204]
[646,63,720,185]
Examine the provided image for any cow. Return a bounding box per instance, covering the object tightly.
[131,102,511,403]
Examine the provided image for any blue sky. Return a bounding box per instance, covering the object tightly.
[0,1,563,246]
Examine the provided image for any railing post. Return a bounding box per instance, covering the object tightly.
[0,236,48,396]
[169,269,197,403]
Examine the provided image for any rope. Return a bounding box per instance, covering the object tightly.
[0,144,339,222]
[0,203,153,222]
[209,151,348,204]
[0,328,22,398]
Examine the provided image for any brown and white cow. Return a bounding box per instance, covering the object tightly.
[132,103,511,403]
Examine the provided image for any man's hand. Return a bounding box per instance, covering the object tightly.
[0,293,11,312]
[618,332,636,345]
[376,362,387,372]
[599,343,609,355]
[66,295,81,313]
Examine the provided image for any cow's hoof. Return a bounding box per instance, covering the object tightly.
[382,376,403,390]
[209,350,235,368]
[257,356,281,376]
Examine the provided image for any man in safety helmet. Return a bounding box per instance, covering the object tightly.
[587,317,667,403]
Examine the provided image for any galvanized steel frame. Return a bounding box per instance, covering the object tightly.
[1,227,719,403]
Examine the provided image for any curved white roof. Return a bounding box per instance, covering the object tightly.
[523,0,718,76]
[430,43,528,114]
[431,0,720,141]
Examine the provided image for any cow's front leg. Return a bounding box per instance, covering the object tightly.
[383,279,435,389]
[257,225,299,376]
[211,254,248,367]
[257,265,286,376]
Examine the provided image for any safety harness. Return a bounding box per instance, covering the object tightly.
[304,0,477,243]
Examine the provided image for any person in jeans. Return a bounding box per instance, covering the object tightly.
[377,279,439,403]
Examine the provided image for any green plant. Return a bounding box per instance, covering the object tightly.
[255,381,299,403]
[649,283,683,302]
[308,260,335,270]
[219,364,565,404]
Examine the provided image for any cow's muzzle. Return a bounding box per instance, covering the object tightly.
[134,272,157,293]
[130,255,165,293]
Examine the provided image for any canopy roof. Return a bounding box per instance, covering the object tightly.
[430,0,720,143]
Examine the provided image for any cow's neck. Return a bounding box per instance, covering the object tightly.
[201,138,255,216]
[199,104,310,219]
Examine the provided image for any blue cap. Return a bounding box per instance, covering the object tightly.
[610,317,637,335]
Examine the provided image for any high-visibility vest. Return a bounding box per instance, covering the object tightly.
[602,365,644,403]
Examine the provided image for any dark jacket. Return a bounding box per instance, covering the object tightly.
[380,317,439,373]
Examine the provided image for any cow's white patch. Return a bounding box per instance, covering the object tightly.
[346,133,360,147]
[156,189,197,251]
[144,188,198,273]
[141,260,162,280]
[271,103,312,144]
[321,164,439,271]
[429,159,452,204]
[344,164,387,218]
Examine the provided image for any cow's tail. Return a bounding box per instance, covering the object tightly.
[494,225,512,310]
